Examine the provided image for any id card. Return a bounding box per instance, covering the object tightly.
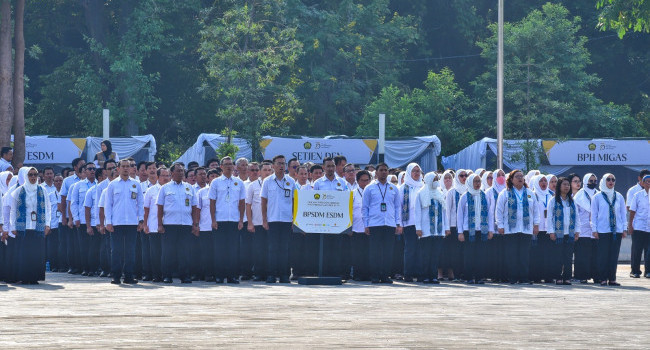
[31,211,37,221]
[56,211,61,218]
[380,203,387,212]
[185,198,190,207]
[284,189,291,198]
[131,191,137,199]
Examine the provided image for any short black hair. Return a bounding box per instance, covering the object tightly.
[288,158,299,165]
[640,169,650,178]
[187,161,200,170]
[71,157,84,168]
[356,170,371,182]
[309,164,323,173]
[376,162,389,170]
[170,162,184,173]
[322,157,334,165]
[1,147,12,157]
[195,166,206,173]
[95,168,103,179]
[43,166,54,174]
[272,155,285,163]
[137,161,147,171]
[185,169,195,177]
[156,166,169,177]
[104,159,117,169]
[205,158,220,167]
[207,169,219,177]
[145,161,156,168]
[333,155,347,166]
[156,161,165,168]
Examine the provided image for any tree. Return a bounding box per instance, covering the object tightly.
[0,0,12,147]
[13,0,25,166]
[356,68,474,155]
[199,0,303,157]
[597,0,650,38]
[471,3,642,141]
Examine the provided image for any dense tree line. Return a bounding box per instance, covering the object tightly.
[9,0,650,162]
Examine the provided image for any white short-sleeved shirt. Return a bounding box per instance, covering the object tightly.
[196,187,212,232]
[208,175,246,222]
[629,189,650,232]
[352,187,365,233]
[104,177,145,226]
[260,173,295,223]
[245,178,263,226]
[144,184,161,232]
[155,181,197,226]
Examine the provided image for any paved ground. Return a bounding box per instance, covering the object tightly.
[1,265,649,349]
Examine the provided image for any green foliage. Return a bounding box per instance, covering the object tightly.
[597,0,650,38]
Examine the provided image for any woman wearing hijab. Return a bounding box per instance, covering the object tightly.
[525,170,540,187]
[441,170,454,197]
[457,174,494,284]
[495,169,540,284]
[443,169,469,281]
[591,173,627,286]
[388,174,398,186]
[546,177,581,285]
[9,167,52,284]
[546,175,558,194]
[93,140,119,168]
[574,173,599,283]
[475,168,486,178]
[415,172,449,284]
[2,167,28,283]
[400,163,424,282]
[480,171,493,191]
[486,169,506,282]
[529,175,554,283]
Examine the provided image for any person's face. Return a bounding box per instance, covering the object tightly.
[44,169,54,183]
[273,158,286,176]
[642,177,650,190]
[119,161,131,177]
[86,164,96,181]
[344,166,355,183]
[288,160,299,175]
[486,173,493,187]
[512,171,524,187]
[208,161,219,169]
[101,143,107,152]
[444,174,453,189]
[548,177,557,191]
[605,175,616,189]
[105,162,117,180]
[247,165,259,180]
[75,160,85,173]
[376,166,388,181]
[312,169,323,181]
[367,166,375,172]
[458,171,467,184]
[158,170,171,185]
[27,169,39,184]
[186,170,196,184]
[538,177,547,190]
[358,174,371,189]
[138,165,148,179]
[172,165,185,182]
[196,169,207,184]
[261,165,273,179]
[237,161,248,178]
[208,173,218,182]
[336,160,346,175]
[147,164,157,177]
[297,168,308,183]
[472,176,481,190]
[4,149,13,161]
[410,166,421,181]
[560,180,571,195]
[390,177,398,185]
[571,176,581,191]
[129,162,137,176]
[221,159,234,176]
[54,175,63,190]
[588,175,598,187]
[324,160,335,177]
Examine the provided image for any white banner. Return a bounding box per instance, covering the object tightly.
[543,139,650,166]
[261,137,377,164]
[292,189,353,234]
[24,137,86,164]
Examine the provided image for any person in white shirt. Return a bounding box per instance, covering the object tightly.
[96,159,117,277]
[573,173,599,283]
[41,167,62,273]
[546,177,581,285]
[0,147,13,172]
[485,169,506,282]
[137,161,157,281]
[334,155,347,179]
[591,173,627,286]
[209,156,246,284]
[238,162,255,281]
[261,155,296,283]
[362,163,402,284]
[295,165,309,189]
[249,161,272,281]
[351,170,372,281]
[628,174,650,278]
[104,159,145,285]
[59,157,85,275]
[143,166,169,282]
[456,173,494,284]
[343,163,358,191]
[443,169,468,282]
[70,163,98,276]
[529,174,554,283]
[415,172,450,284]
[2,168,23,283]
[196,169,218,282]
[156,163,199,284]
[400,163,424,283]
[9,167,51,284]
[495,169,540,284]
[309,164,323,187]
[287,158,299,181]
[626,169,649,278]
[82,168,104,277]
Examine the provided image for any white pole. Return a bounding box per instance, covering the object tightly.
[103,109,110,140]
[497,0,504,169]
[378,113,385,163]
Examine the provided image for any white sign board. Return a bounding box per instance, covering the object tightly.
[261,137,377,165]
[24,137,86,164]
[292,190,353,234]
[543,140,650,166]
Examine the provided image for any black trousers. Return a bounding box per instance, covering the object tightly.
[148,232,162,279]
[403,225,420,278]
[67,225,81,271]
[17,230,46,283]
[110,225,137,280]
[462,232,487,281]
[46,227,60,271]
[2,235,19,282]
[391,234,404,276]
[267,222,291,278]
[631,230,650,275]
[78,224,90,273]
[141,231,152,277]
[200,230,215,278]
[162,225,192,280]
[369,226,395,280]
[87,226,102,273]
[214,221,239,280]
[340,233,352,278]
[99,231,111,273]
[252,225,268,278]
[597,232,622,282]
[351,231,370,280]
[530,231,553,282]
[189,231,201,278]
[488,233,507,281]
[239,223,254,278]
[441,227,463,278]
[504,233,532,283]
[553,237,574,280]
[419,235,444,280]
[574,237,597,280]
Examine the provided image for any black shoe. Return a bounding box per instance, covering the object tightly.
[646,273,650,278]
[67,269,74,274]
[87,272,97,277]
[580,280,588,284]
[205,276,216,282]
[403,276,414,283]
[631,273,640,278]
[563,280,572,285]
[142,275,152,281]
[163,278,173,284]
[152,277,163,283]
[290,275,299,281]
[422,278,431,284]
[431,278,440,284]
[266,276,276,283]
[123,278,138,284]
[81,271,89,276]
[227,278,240,284]
[279,276,290,283]
[215,278,224,284]
[380,278,393,284]
[252,276,264,282]
[467,279,476,284]
[111,279,121,285]
[191,275,200,281]
[371,278,381,284]
[477,279,485,284]
[608,281,621,286]
[240,275,252,281]
[181,279,192,284]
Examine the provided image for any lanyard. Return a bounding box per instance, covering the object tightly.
[514,188,524,203]
[377,182,388,202]
[357,188,363,198]
[274,177,286,191]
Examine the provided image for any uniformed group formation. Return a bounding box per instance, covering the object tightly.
[1,143,649,287]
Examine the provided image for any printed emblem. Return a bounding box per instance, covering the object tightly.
[132,184,136,188]
[314,194,321,200]
[234,182,238,186]
[527,195,531,198]
[337,182,341,186]
[389,186,393,190]
[286,182,290,186]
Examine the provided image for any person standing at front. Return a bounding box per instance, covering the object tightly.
[104,159,145,285]
[546,177,581,285]
[157,163,199,284]
[362,163,402,284]
[209,156,246,284]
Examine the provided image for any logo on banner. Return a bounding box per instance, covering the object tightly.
[303,142,312,150]
[588,143,596,151]
[314,193,320,200]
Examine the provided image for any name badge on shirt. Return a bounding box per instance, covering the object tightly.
[284,189,291,198]
[185,198,190,206]
[31,211,37,221]
[131,191,137,199]
[380,203,387,212]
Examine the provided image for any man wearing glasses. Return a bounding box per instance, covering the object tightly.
[287,158,300,181]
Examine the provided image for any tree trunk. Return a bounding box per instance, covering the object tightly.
[0,0,13,148]
[12,0,26,167]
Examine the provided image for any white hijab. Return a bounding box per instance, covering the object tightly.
[23,167,39,194]
[453,169,468,195]
[531,174,550,198]
[525,170,540,186]
[545,174,557,192]
[403,163,423,189]
[599,173,616,202]
[575,173,597,212]
[475,168,486,177]
[491,169,506,193]
[397,171,406,185]
[418,172,445,207]
[467,174,482,196]
[0,171,12,194]
[480,171,493,191]
[17,166,30,186]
